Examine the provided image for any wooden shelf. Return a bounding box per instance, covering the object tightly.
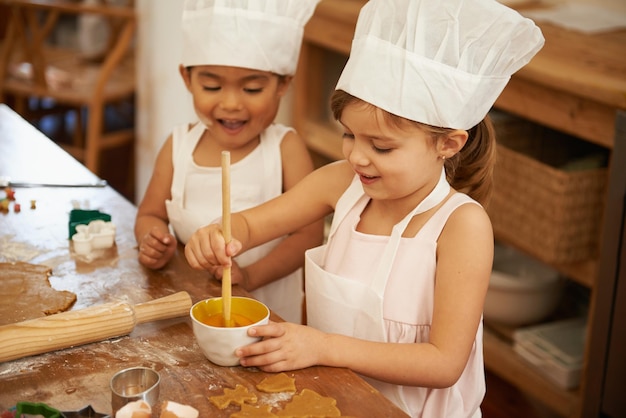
[302,0,364,55]
[483,328,581,418]
[302,120,344,161]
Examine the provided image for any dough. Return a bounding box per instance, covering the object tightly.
[210,384,258,410]
[256,373,296,393]
[210,380,342,417]
[276,389,341,417]
[160,401,199,418]
[230,404,278,418]
[115,400,151,418]
[0,262,76,326]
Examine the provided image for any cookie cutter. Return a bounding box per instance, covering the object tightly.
[15,402,63,418]
[72,220,116,255]
[68,209,111,238]
[63,405,109,418]
[110,367,160,415]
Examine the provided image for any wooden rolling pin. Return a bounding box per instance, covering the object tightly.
[0,291,192,362]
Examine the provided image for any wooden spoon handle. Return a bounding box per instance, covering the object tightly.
[221,150,233,326]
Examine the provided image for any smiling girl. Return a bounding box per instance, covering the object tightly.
[134,0,322,324]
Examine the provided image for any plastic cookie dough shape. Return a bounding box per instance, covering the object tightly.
[210,384,258,410]
[72,219,116,255]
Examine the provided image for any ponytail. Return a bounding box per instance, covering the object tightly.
[445,116,496,206]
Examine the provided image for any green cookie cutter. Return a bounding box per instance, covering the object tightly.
[15,401,65,418]
[68,209,111,239]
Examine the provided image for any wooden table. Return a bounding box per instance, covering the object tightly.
[0,104,409,417]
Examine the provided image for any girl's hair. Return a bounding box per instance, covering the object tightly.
[330,90,496,205]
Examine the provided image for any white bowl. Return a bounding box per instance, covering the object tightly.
[190,297,270,366]
[484,245,562,326]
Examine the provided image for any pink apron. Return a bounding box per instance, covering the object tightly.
[305,169,450,414]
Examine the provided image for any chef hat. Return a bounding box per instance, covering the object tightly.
[336,0,544,130]
[181,0,320,76]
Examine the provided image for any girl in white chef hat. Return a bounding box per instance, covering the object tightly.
[135,0,323,324]
[185,0,544,416]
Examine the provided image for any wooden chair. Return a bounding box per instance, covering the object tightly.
[0,0,136,183]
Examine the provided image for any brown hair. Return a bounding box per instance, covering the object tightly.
[330,90,496,205]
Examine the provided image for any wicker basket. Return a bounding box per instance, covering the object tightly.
[487,114,608,264]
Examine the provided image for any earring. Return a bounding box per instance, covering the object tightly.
[440,155,446,161]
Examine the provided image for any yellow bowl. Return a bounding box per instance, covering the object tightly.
[190,297,269,366]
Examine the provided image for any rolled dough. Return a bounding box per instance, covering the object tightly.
[0,262,77,326]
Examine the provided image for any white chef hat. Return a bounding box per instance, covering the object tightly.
[181,0,320,76]
[336,0,545,130]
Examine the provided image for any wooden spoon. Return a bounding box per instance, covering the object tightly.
[221,150,233,327]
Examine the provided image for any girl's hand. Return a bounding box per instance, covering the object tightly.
[185,224,242,272]
[138,227,177,269]
[209,259,251,290]
[235,321,327,372]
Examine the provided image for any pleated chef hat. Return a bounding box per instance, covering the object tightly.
[181,0,320,76]
[336,0,545,130]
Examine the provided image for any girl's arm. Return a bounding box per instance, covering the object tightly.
[134,135,178,269]
[237,202,493,389]
[185,160,353,273]
[232,131,324,291]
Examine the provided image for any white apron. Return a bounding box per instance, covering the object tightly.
[165,122,210,244]
[165,122,304,323]
[305,169,450,414]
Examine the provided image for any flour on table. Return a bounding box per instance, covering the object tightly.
[0,236,42,262]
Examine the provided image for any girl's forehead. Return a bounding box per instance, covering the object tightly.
[343,102,419,135]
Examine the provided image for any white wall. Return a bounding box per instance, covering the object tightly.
[135,0,191,203]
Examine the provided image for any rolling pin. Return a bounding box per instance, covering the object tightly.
[0,291,192,363]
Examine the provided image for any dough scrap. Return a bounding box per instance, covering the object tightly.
[256,373,297,393]
[160,400,199,418]
[115,400,151,418]
[230,404,278,418]
[276,388,341,417]
[0,262,76,325]
[210,384,258,410]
